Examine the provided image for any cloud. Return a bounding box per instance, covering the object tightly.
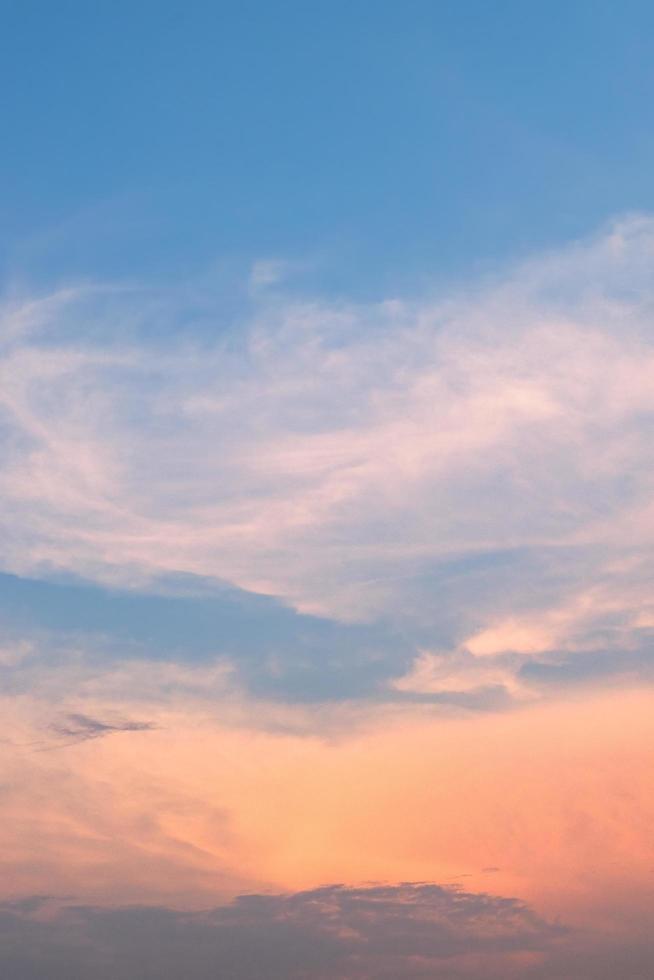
[0,569,421,705]
[391,649,531,699]
[3,880,652,980]
[0,882,566,980]
[2,215,654,703]
[48,712,156,746]
[249,258,291,292]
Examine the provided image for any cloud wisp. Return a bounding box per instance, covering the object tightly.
[48,712,157,747]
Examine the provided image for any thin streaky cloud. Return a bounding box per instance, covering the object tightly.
[47,712,157,747]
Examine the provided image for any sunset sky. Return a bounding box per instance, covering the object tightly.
[1,3,654,977]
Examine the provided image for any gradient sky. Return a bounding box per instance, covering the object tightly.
[2,3,654,978]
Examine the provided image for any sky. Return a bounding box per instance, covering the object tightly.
[1,2,654,978]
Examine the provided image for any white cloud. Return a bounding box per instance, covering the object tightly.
[390,649,531,698]
[2,216,654,656]
[249,258,290,291]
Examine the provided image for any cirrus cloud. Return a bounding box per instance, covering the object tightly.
[1,216,654,704]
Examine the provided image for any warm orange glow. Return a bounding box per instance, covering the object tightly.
[1,686,652,937]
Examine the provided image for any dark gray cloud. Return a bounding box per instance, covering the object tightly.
[1,881,651,979]
[0,882,566,980]
[48,713,157,746]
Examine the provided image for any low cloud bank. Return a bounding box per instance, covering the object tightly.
[2,881,651,980]
[0,883,564,979]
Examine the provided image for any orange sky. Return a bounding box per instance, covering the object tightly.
[2,685,652,942]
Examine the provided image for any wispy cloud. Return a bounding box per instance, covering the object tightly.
[2,216,654,704]
[48,712,156,746]
[248,258,292,292]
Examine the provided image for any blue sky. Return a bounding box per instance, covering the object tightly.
[4,0,654,297]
